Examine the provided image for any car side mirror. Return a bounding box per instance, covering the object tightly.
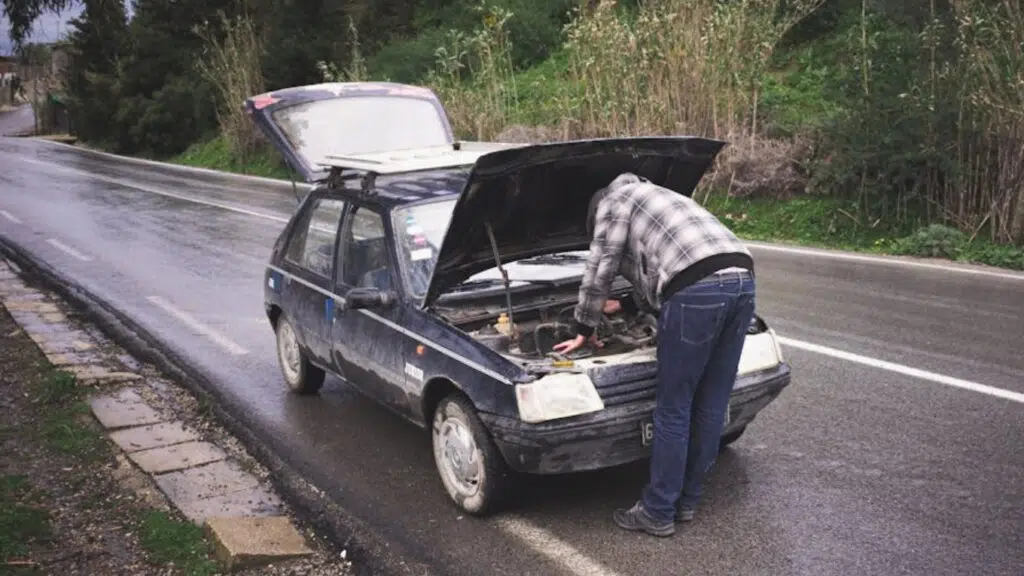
[343,287,397,311]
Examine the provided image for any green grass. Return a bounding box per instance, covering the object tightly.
[137,511,218,576]
[0,475,52,562]
[37,369,76,405]
[171,135,293,181]
[34,370,104,458]
[703,193,1024,270]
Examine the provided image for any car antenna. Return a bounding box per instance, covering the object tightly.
[484,221,516,342]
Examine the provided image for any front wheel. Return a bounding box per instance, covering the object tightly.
[431,393,513,516]
[275,315,325,394]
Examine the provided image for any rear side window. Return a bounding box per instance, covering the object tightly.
[285,197,346,278]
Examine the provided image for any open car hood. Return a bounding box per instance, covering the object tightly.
[422,137,727,307]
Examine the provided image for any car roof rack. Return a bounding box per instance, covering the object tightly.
[317,141,525,194]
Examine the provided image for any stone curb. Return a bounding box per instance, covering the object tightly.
[0,258,319,572]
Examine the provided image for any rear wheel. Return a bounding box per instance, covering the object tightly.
[431,393,513,516]
[719,425,747,450]
[275,315,325,394]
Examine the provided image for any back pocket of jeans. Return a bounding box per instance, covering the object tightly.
[678,302,727,346]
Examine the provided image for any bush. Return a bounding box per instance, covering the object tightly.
[892,224,965,259]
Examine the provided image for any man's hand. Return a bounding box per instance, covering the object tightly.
[602,299,622,315]
[552,333,603,355]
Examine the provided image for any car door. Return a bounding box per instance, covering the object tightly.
[278,196,347,371]
[331,204,410,414]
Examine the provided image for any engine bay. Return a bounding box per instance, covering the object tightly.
[466,301,659,361]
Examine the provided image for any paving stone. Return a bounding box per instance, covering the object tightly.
[110,454,170,510]
[109,421,201,453]
[0,286,37,298]
[90,388,164,429]
[128,441,227,474]
[44,351,103,367]
[40,311,69,324]
[18,319,73,337]
[32,335,94,355]
[4,300,59,313]
[70,365,142,385]
[179,488,286,526]
[154,460,261,504]
[205,516,312,571]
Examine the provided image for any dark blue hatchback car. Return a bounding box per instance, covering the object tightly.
[246,82,792,515]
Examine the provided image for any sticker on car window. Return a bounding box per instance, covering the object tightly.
[410,248,433,261]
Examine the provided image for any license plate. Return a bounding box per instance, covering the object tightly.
[641,403,731,447]
[641,420,654,446]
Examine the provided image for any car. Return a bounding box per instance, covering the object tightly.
[245,81,792,516]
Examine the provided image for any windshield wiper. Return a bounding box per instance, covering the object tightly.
[448,277,560,293]
[517,253,587,266]
[447,279,507,292]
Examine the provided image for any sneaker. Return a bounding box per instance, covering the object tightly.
[612,501,675,537]
[675,507,696,523]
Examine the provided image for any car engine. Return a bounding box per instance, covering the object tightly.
[467,303,659,360]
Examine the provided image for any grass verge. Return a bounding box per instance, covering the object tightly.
[171,135,293,181]
[704,194,1024,270]
[0,305,218,575]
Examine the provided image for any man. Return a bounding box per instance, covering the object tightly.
[553,172,756,537]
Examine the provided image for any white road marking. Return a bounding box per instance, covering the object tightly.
[748,242,1024,281]
[46,238,92,261]
[495,517,625,576]
[147,296,249,356]
[1,210,22,224]
[778,336,1024,404]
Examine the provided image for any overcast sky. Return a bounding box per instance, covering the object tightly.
[1,2,84,56]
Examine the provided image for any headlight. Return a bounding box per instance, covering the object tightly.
[515,372,605,424]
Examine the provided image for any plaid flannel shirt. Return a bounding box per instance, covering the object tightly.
[573,173,752,336]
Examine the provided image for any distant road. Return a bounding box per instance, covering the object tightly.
[0,104,34,136]
[2,136,1022,576]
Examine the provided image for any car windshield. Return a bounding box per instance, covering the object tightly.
[392,199,456,301]
[393,199,590,302]
[271,96,450,169]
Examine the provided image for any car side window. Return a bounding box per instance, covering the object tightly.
[284,197,346,279]
[341,207,392,291]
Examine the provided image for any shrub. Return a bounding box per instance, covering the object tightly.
[893,224,965,259]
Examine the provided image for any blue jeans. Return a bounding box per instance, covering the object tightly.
[641,270,756,524]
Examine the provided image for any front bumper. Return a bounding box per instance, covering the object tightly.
[479,363,791,475]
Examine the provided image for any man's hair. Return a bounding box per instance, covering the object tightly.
[586,173,642,237]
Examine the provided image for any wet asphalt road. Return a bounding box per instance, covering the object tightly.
[0,105,34,136]
[2,136,1022,576]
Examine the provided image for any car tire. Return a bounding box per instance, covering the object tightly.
[275,315,325,395]
[431,392,513,516]
[719,425,747,450]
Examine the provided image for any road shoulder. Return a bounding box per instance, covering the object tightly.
[0,258,352,575]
